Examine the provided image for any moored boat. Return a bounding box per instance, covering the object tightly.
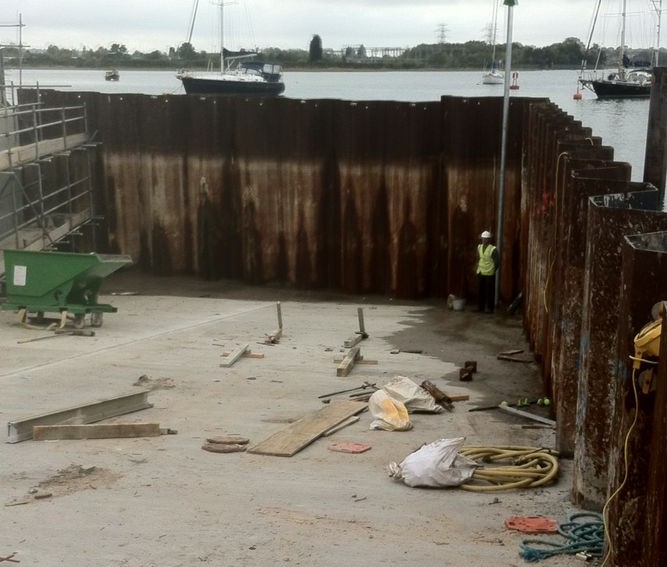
[180,59,284,96]
[482,0,504,85]
[580,68,652,98]
[578,0,660,99]
[177,2,284,96]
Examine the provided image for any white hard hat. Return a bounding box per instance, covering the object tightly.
[481,230,492,239]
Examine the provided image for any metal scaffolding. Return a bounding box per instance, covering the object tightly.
[0,100,96,275]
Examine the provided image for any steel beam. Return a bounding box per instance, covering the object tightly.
[6,390,153,443]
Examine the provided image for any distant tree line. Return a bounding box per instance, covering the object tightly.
[1,36,664,71]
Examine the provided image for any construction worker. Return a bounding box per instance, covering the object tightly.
[476,230,499,313]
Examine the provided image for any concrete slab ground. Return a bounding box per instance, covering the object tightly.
[0,270,582,566]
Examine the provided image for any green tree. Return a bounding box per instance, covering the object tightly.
[309,35,323,62]
[177,42,196,61]
[110,43,128,56]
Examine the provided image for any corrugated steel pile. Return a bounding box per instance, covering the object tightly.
[23,86,667,566]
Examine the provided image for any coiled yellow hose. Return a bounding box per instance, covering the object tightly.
[458,445,560,492]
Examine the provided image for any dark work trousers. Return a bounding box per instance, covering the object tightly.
[478,274,496,313]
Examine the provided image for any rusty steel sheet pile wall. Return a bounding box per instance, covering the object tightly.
[29,90,530,300]
[601,231,667,566]
[573,191,667,512]
[519,100,667,562]
[550,166,630,457]
[646,275,667,567]
[443,96,530,302]
[522,103,598,379]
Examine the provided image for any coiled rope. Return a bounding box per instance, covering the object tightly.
[458,446,559,492]
[518,512,604,562]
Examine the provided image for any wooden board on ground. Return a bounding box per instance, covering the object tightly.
[33,422,162,440]
[343,334,363,348]
[7,390,153,443]
[333,355,377,365]
[337,346,361,377]
[247,400,367,457]
[497,354,534,363]
[322,415,360,436]
[222,350,264,359]
[220,344,250,367]
[448,394,470,402]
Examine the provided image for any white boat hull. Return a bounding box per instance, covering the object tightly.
[482,71,504,85]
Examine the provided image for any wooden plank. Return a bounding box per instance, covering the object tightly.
[247,400,367,456]
[33,422,162,440]
[448,394,470,402]
[497,354,533,363]
[322,415,360,437]
[0,133,88,170]
[498,404,556,426]
[222,350,264,359]
[343,334,363,348]
[7,390,153,443]
[337,346,361,377]
[220,343,250,367]
[333,355,377,365]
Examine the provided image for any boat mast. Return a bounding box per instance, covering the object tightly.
[219,1,225,73]
[490,0,499,67]
[619,0,627,80]
[650,0,662,66]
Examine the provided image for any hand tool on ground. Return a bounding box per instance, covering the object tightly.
[349,390,377,399]
[318,381,376,399]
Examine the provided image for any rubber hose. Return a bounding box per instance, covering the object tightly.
[458,446,559,492]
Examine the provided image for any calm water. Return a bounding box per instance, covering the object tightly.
[5,67,650,182]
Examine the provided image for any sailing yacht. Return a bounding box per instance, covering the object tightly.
[178,1,285,96]
[578,0,661,98]
[482,0,504,85]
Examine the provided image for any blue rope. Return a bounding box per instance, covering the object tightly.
[519,512,604,562]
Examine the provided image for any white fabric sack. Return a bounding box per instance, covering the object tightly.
[368,390,412,431]
[388,437,477,487]
[382,376,443,413]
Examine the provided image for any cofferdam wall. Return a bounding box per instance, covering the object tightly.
[29,91,529,300]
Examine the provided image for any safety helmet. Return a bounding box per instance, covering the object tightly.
[481,230,492,239]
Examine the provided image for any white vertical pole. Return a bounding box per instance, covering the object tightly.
[495,0,515,307]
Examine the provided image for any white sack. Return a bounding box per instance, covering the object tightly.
[382,376,443,413]
[368,390,413,431]
[388,437,477,487]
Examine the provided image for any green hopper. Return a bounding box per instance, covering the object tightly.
[2,249,132,328]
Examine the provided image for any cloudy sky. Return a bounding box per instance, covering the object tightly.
[0,1,661,54]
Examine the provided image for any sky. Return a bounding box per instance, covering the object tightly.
[0,1,662,54]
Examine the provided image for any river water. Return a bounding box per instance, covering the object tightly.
[4,67,651,182]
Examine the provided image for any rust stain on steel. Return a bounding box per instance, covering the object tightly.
[604,232,667,566]
[646,251,667,567]
[31,90,528,301]
[573,189,667,510]
[442,96,527,302]
[550,165,629,457]
[523,105,564,363]
[522,103,596,387]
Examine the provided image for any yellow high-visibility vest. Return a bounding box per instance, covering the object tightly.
[477,244,496,275]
